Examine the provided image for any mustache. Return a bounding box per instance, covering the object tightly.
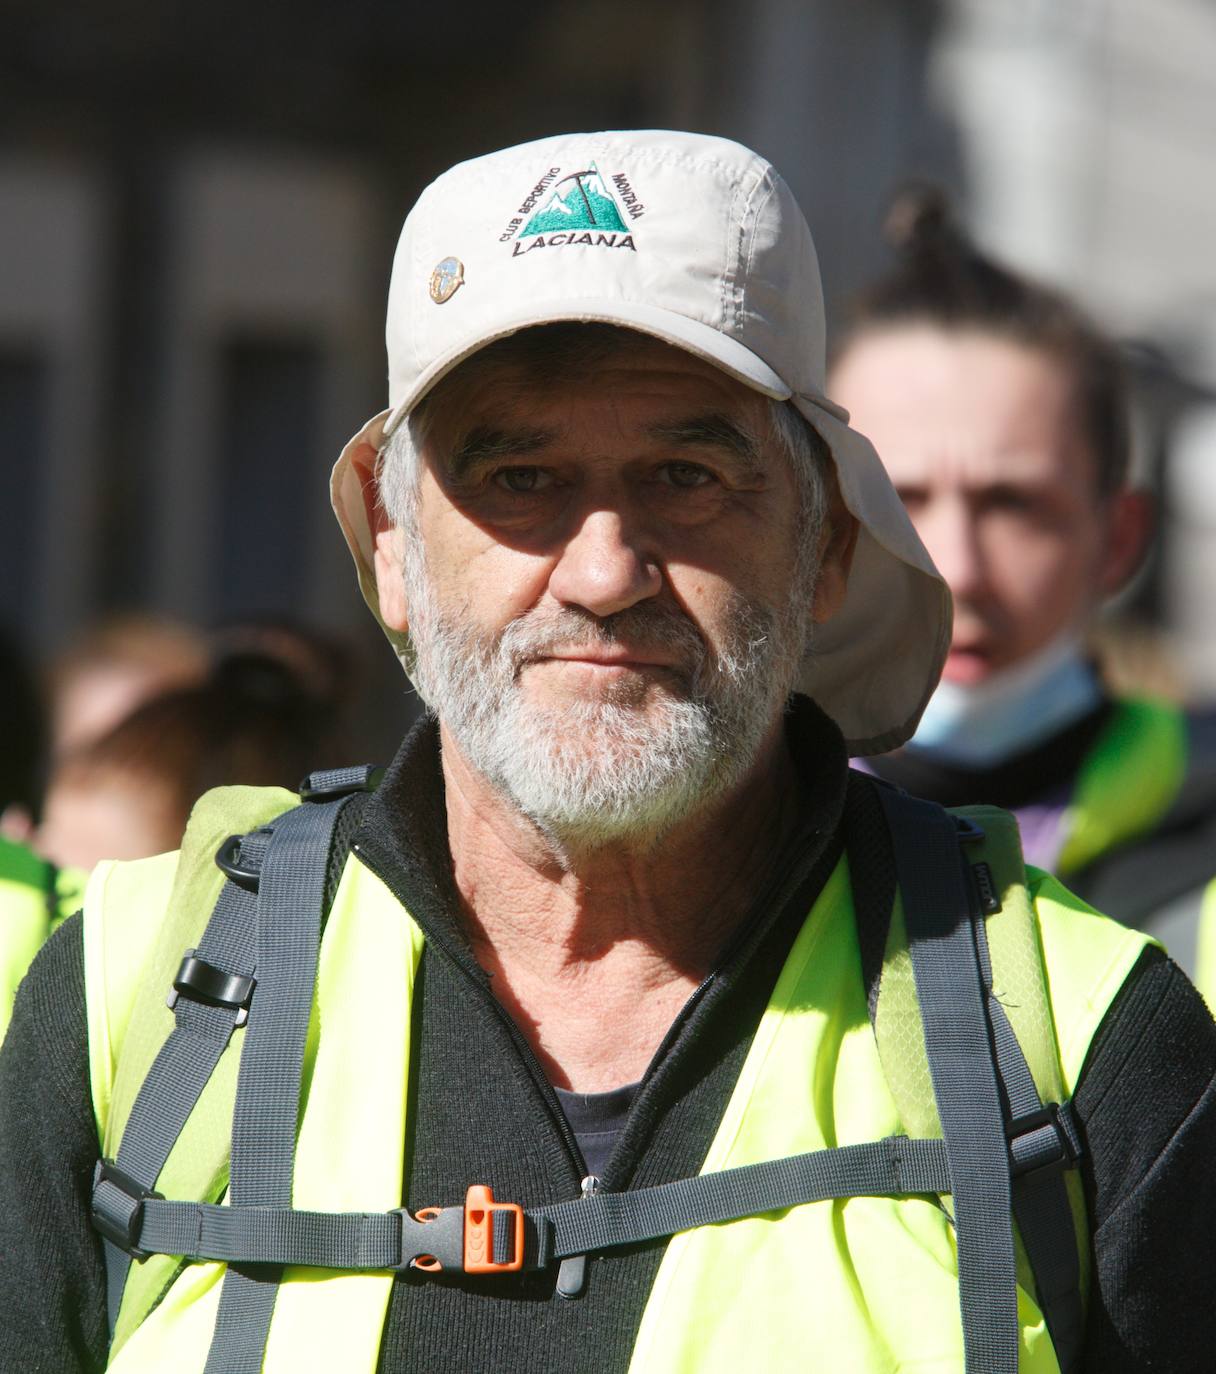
[496,603,708,678]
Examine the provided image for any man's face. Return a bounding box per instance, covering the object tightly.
[373,336,850,845]
[831,326,1130,686]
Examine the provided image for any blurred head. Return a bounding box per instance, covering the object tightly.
[38,649,349,871]
[829,190,1150,687]
[48,614,208,758]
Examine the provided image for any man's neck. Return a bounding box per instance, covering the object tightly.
[439,722,803,1092]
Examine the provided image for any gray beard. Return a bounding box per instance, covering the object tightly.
[402,544,817,851]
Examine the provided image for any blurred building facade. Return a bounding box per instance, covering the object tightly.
[3,0,1216,755]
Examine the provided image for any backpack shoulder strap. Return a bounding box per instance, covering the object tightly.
[869,786,1087,1374]
[92,768,377,1356]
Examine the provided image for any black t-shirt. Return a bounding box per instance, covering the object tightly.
[553,1083,641,1182]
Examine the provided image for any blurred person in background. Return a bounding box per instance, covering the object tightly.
[208,615,363,766]
[831,191,1216,985]
[47,613,209,761]
[38,639,356,873]
[0,624,357,1035]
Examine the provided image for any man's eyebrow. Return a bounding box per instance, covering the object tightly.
[447,425,554,479]
[647,413,763,471]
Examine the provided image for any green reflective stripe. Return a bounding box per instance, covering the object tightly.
[0,836,56,1042]
[0,833,51,892]
[0,839,89,1042]
[53,863,89,926]
[1056,699,1186,876]
[1194,880,1216,1011]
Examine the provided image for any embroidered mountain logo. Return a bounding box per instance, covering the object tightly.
[500,163,642,257]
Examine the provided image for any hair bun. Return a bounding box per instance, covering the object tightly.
[883,184,961,258]
[209,651,315,713]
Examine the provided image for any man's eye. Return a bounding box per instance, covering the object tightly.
[661,462,713,489]
[983,486,1037,516]
[494,467,551,493]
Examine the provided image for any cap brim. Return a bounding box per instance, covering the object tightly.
[790,398,950,754]
[332,325,949,756]
[381,297,850,439]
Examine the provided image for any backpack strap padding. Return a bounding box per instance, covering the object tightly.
[103,787,301,1356]
[96,859,262,1336]
[104,787,304,1153]
[874,789,1087,1373]
[955,805,1088,1372]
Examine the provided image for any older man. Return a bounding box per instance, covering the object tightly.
[1,133,1213,1374]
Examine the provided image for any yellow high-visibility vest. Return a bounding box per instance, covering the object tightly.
[85,786,1150,1372]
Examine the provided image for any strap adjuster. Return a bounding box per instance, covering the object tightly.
[166,951,256,1026]
[298,765,384,801]
[215,833,265,892]
[1007,1102,1079,1178]
[399,1185,525,1275]
[92,1159,161,1258]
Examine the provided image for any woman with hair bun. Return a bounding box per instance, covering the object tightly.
[831,190,1216,983]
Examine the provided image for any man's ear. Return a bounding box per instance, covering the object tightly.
[350,441,411,634]
[1099,487,1154,599]
[811,479,860,625]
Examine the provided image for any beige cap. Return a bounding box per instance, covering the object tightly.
[331,130,950,755]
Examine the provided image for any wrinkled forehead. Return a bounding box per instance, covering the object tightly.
[831,325,1102,491]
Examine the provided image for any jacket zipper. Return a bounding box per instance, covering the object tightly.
[555,1174,600,1299]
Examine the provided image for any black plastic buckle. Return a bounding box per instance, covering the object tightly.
[215,833,263,892]
[1007,1102,1078,1179]
[393,1203,467,1273]
[92,1159,161,1258]
[298,765,384,802]
[166,951,256,1026]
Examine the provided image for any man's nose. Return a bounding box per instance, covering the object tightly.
[920,498,987,603]
[547,508,663,617]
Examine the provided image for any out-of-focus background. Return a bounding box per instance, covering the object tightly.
[4,0,1216,768]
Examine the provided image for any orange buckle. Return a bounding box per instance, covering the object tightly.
[463,1184,525,1274]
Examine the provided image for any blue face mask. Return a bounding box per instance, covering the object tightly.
[908,636,1102,768]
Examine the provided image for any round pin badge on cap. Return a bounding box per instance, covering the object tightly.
[429,256,464,304]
